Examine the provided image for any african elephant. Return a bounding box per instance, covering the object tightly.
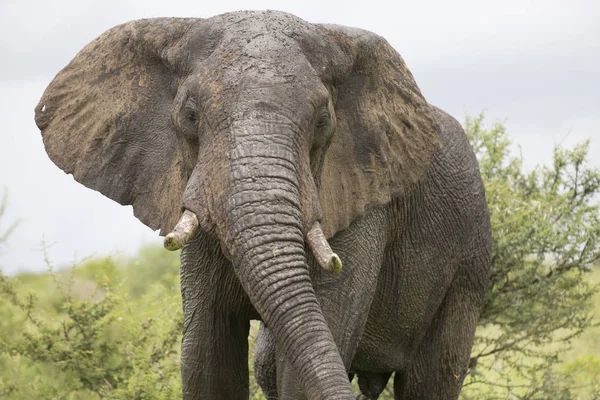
[35,10,491,400]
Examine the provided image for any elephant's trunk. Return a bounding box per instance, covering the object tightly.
[223,118,353,399]
[232,213,351,399]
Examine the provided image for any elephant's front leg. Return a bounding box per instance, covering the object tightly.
[254,323,279,400]
[180,234,253,400]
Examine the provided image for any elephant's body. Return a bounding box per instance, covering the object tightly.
[36,10,491,400]
[255,107,491,399]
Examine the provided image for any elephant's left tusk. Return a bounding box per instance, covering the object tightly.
[306,221,342,274]
[164,209,199,251]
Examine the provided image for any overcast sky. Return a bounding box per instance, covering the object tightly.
[0,0,598,274]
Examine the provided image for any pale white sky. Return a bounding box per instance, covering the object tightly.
[0,0,598,274]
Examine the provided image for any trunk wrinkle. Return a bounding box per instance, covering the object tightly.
[221,120,354,399]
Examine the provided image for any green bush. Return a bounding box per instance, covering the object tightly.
[461,114,600,399]
[0,252,182,399]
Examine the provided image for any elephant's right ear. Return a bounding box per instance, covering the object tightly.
[314,26,444,238]
[35,18,201,235]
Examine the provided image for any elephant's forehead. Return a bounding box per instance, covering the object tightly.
[203,11,356,88]
[197,19,317,85]
[209,10,320,55]
[212,10,310,33]
[181,11,343,103]
[211,14,307,54]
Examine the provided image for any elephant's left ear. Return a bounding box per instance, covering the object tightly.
[317,27,444,238]
[34,18,202,235]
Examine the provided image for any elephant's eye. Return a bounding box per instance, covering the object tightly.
[316,117,328,131]
[185,108,197,124]
[315,110,332,133]
[310,106,335,179]
[175,97,200,141]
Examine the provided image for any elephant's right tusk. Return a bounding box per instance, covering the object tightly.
[164,209,199,251]
[306,221,342,274]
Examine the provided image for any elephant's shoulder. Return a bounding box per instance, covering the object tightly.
[430,106,464,143]
[428,106,476,168]
[426,106,487,205]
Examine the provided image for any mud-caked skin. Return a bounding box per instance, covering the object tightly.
[35,10,491,400]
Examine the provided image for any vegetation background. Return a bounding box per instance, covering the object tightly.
[1,115,599,399]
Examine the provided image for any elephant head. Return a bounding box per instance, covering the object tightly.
[35,11,442,399]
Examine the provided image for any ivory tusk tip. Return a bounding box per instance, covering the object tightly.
[164,234,182,251]
[163,209,199,251]
[329,254,342,274]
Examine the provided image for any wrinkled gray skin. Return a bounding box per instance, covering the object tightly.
[254,107,491,400]
[35,10,491,400]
